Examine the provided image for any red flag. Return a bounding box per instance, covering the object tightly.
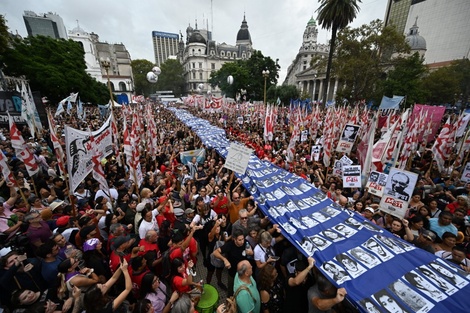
[0,149,16,184]
[431,117,455,173]
[9,114,39,177]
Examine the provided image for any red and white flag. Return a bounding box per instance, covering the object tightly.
[431,117,456,173]
[9,114,39,177]
[88,130,109,192]
[47,110,66,176]
[0,149,16,184]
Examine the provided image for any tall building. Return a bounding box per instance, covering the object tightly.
[283,17,334,102]
[68,25,134,104]
[152,31,179,66]
[404,0,470,68]
[179,15,253,96]
[23,11,67,39]
[384,0,413,35]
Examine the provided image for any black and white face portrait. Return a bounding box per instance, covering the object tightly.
[295,200,310,210]
[359,298,382,313]
[418,266,458,295]
[310,235,331,250]
[301,216,319,228]
[404,272,448,302]
[273,189,287,200]
[349,247,381,268]
[428,261,469,288]
[373,289,408,313]
[242,176,251,184]
[281,186,295,196]
[268,207,281,219]
[280,222,297,235]
[273,205,288,216]
[376,235,405,254]
[322,230,345,242]
[290,187,303,195]
[369,171,380,183]
[341,125,359,142]
[363,238,394,262]
[335,253,367,278]
[289,217,307,229]
[311,212,329,222]
[384,170,417,202]
[388,280,433,313]
[322,261,351,284]
[311,191,328,202]
[265,192,276,202]
[299,183,313,192]
[300,237,315,255]
[257,194,266,205]
[362,221,383,233]
[285,176,300,184]
[271,175,282,184]
[334,224,357,237]
[302,196,320,207]
[286,200,300,211]
[345,217,363,229]
[321,206,340,217]
[261,178,274,187]
[250,185,258,194]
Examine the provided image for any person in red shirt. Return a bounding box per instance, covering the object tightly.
[109,234,139,273]
[129,255,150,300]
[211,190,229,215]
[170,257,196,294]
[138,229,162,273]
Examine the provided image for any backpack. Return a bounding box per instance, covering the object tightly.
[224,285,256,313]
[210,240,225,268]
[161,246,182,279]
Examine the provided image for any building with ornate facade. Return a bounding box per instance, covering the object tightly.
[283,17,340,102]
[178,15,253,96]
[68,25,134,104]
[23,11,68,39]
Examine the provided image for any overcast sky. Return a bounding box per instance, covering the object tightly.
[3,0,387,83]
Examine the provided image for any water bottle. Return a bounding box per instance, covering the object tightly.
[245,242,250,250]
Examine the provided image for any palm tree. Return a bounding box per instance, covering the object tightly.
[317,0,361,104]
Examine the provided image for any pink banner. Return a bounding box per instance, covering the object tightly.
[411,104,446,142]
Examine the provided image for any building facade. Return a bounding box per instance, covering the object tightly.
[23,11,68,39]
[404,0,470,68]
[152,31,180,67]
[68,25,134,103]
[179,15,253,96]
[283,17,339,102]
[384,0,413,35]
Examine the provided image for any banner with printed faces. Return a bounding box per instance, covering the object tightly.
[343,165,362,188]
[380,168,418,218]
[336,124,360,154]
[171,108,470,313]
[311,145,321,162]
[461,162,470,183]
[366,171,389,197]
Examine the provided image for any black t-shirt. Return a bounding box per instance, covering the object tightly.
[220,239,247,276]
[284,273,312,313]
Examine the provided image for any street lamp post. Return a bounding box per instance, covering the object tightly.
[262,69,270,104]
[100,57,114,106]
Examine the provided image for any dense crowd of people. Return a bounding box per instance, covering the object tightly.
[0,103,469,313]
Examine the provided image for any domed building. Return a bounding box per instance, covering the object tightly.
[405,17,426,58]
[179,15,254,95]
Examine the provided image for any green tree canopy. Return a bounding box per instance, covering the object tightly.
[131,59,157,97]
[2,34,109,104]
[267,85,299,105]
[209,50,280,101]
[421,67,459,105]
[155,59,186,97]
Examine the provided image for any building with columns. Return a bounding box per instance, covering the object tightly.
[283,17,340,102]
[178,15,253,96]
[68,25,134,104]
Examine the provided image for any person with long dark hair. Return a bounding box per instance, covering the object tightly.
[140,272,179,313]
[258,264,284,313]
[84,259,132,313]
[373,289,407,313]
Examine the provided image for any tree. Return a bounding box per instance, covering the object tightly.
[155,59,186,97]
[131,59,156,97]
[381,53,427,107]
[316,0,361,103]
[209,50,279,101]
[2,35,109,104]
[421,67,459,105]
[266,85,299,105]
[449,59,470,107]
[0,15,9,57]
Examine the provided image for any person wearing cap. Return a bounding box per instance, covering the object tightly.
[183,208,195,227]
[109,234,140,273]
[361,207,377,225]
[410,229,436,254]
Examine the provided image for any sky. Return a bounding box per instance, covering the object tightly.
[2,0,387,83]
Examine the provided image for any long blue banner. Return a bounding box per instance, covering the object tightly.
[170,108,470,313]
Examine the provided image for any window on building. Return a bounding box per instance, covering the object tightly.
[199,62,202,68]
[192,72,196,79]
[227,52,231,58]
[233,52,237,58]
[211,63,215,70]
[110,82,115,92]
[221,51,225,57]
[192,62,196,68]
[199,73,203,80]
[119,82,127,91]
